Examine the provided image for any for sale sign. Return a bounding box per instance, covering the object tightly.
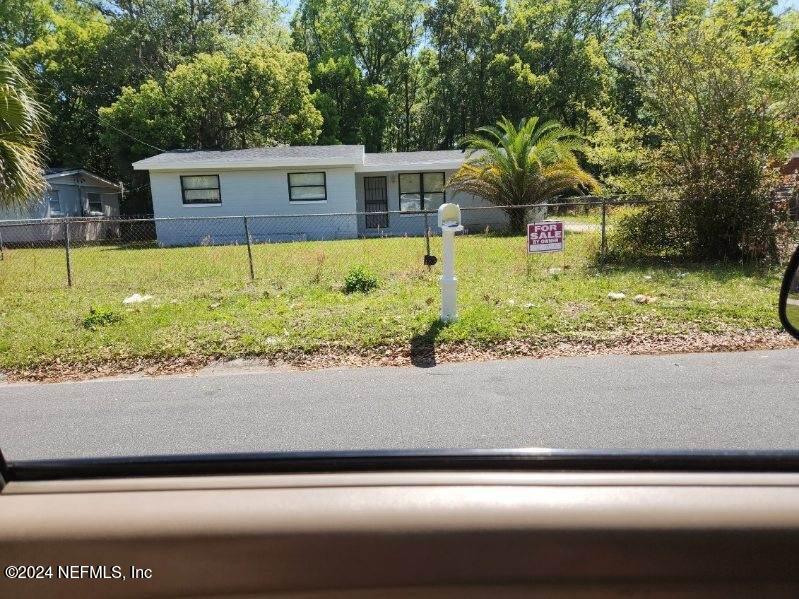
[527,221,564,253]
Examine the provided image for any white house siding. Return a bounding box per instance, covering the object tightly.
[0,182,119,246]
[149,167,359,246]
[353,170,510,237]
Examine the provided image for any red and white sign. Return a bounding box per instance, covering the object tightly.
[527,221,564,253]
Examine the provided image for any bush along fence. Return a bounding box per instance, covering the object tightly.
[0,196,795,289]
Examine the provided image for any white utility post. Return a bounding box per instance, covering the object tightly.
[437,203,463,321]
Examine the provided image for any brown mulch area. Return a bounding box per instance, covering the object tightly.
[2,328,796,384]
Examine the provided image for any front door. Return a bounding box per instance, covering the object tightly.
[364,176,389,229]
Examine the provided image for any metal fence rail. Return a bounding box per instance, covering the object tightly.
[0,196,795,289]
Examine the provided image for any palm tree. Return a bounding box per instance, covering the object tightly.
[0,56,46,208]
[449,116,599,233]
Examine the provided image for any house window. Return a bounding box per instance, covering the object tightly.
[399,172,445,212]
[181,175,221,205]
[288,172,326,202]
[87,192,103,215]
[47,190,62,216]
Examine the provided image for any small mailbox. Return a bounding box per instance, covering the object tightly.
[437,203,462,229]
[437,203,462,321]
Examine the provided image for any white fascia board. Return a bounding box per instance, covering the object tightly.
[132,157,361,171]
[45,170,121,189]
[355,161,465,173]
[44,170,80,179]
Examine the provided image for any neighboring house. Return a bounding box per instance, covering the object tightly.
[779,151,799,220]
[133,146,513,246]
[0,168,122,245]
[782,151,799,177]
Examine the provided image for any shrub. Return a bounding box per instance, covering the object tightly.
[343,266,378,294]
[83,307,123,330]
[621,8,797,263]
[609,181,789,264]
[608,203,685,262]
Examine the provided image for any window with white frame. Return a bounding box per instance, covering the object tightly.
[399,172,445,212]
[87,192,103,215]
[288,172,327,202]
[47,190,62,216]
[181,175,221,205]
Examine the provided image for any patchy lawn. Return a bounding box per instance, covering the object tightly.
[0,230,790,379]
[550,212,603,225]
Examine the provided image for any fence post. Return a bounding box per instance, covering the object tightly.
[243,215,255,281]
[0,227,4,261]
[600,198,608,262]
[64,218,73,287]
[424,212,431,257]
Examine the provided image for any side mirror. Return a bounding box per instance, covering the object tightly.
[779,244,799,340]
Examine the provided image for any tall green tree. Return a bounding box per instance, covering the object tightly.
[0,0,54,48]
[12,7,124,175]
[11,0,289,183]
[307,55,390,151]
[0,57,47,208]
[293,0,420,83]
[450,116,599,232]
[776,6,799,61]
[487,0,616,132]
[415,0,500,149]
[622,0,799,260]
[292,0,422,149]
[90,0,289,78]
[99,45,323,165]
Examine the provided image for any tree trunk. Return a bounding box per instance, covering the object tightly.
[507,207,527,235]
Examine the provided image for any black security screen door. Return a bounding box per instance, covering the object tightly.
[364,176,389,229]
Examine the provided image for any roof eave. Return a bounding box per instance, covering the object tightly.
[133,158,362,171]
[44,169,121,189]
[355,161,464,173]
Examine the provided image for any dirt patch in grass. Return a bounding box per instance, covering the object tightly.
[4,328,794,383]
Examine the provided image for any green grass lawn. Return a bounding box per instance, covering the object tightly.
[550,212,603,225]
[549,205,630,226]
[0,230,786,372]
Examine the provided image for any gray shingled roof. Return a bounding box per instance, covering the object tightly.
[363,150,466,167]
[135,145,365,168]
[43,168,121,188]
[45,167,78,175]
[133,145,476,170]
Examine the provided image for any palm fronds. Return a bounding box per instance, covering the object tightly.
[450,116,600,232]
[0,57,47,208]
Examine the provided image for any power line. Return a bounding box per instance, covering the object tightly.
[101,121,166,153]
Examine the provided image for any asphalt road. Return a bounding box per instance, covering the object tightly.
[1,349,798,460]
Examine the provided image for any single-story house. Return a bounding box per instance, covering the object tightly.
[132,145,516,246]
[781,151,799,220]
[0,168,122,245]
[782,151,799,176]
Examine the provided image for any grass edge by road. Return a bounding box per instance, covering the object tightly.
[2,327,794,383]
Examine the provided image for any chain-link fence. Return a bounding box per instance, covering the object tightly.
[0,196,796,291]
